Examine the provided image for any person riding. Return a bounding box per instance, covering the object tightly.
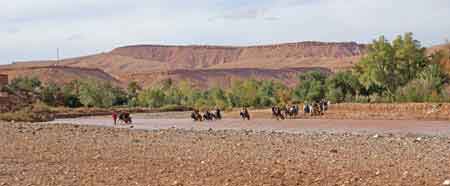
[215,108,222,120]
[240,107,251,120]
[303,102,310,115]
[276,106,284,120]
[112,111,118,125]
[191,109,200,121]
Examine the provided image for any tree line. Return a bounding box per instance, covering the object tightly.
[3,33,450,109]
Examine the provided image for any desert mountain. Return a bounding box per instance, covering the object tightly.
[0,41,367,88]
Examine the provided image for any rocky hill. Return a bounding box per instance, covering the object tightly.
[0,66,121,86]
[1,41,367,88]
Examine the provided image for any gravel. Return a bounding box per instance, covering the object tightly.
[0,122,449,186]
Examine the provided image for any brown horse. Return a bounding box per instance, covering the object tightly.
[191,110,203,121]
[118,112,132,124]
[240,108,250,120]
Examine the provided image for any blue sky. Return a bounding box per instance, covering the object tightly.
[1,0,449,64]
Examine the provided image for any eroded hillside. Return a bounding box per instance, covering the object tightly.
[1,41,367,88]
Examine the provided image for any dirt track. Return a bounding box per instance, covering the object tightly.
[1,122,449,186]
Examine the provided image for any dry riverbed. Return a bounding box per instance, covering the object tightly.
[0,122,449,186]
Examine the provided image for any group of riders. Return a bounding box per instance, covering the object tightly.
[272,99,329,120]
[191,107,250,121]
[111,100,330,124]
[112,111,132,125]
[191,108,223,121]
[190,99,330,121]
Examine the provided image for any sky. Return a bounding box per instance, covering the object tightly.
[1,0,450,64]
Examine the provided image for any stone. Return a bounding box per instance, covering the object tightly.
[413,137,422,143]
[375,170,380,176]
[443,180,450,185]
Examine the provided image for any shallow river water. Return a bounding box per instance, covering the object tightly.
[47,112,450,136]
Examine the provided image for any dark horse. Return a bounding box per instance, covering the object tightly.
[203,110,216,121]
[272,106,285,120]
[285,105,299,119]
[240,108,251,120]
[191,110,203,121]
[119,112,132,124]
[214,108,222,120]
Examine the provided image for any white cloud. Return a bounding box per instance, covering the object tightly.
[0,0,449,63]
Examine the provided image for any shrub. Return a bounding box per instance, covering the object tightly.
[159,104,193,112]
[0,104,55,122]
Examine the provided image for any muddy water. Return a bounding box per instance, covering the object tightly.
[48,112,450,136]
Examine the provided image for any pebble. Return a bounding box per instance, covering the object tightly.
[443,180,450,185]
[413,137,422,143]
[330,149,338,153]
[172,181,183,186]
[402,171,408,177]
[373,134,380,139]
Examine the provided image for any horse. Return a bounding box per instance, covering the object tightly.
[191,110,203,121]
[118,112,132,124]
[272,106,285,120]
[316,99,328,115]
[240,108,251,120]
[203,110,216,121]
[303,103,310,115]
[214,109,222,120]
[286,105,299,119]
[311,102,322,116]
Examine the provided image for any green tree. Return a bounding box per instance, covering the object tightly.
[127,81,141,98]
[61,80,82,108]
[41,82,61,106]
[396,64,447,102]
[77,80,125,108]
[354,36,396,98]
[137,88,166,108]
[206,87,230,109]
[392,32,428,85]
[325,71,362,102]
[354,33,429,100]
[293,71,327,102]
[228,79,261,107]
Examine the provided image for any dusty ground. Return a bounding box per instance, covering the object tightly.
[1,122,449,186]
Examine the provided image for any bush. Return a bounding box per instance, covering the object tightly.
[0,104,55,122]
[77,79,127,108]
[353,95,370,103]
[159,104,193,112]
[8,76,42,92]
[395,64,447,102]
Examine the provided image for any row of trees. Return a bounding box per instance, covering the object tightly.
[4,33,450,109]
[5,78,128,108]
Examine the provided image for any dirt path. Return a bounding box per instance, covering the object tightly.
[48,112,450,136]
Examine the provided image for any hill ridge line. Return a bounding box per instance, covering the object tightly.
[114,41,364,50]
